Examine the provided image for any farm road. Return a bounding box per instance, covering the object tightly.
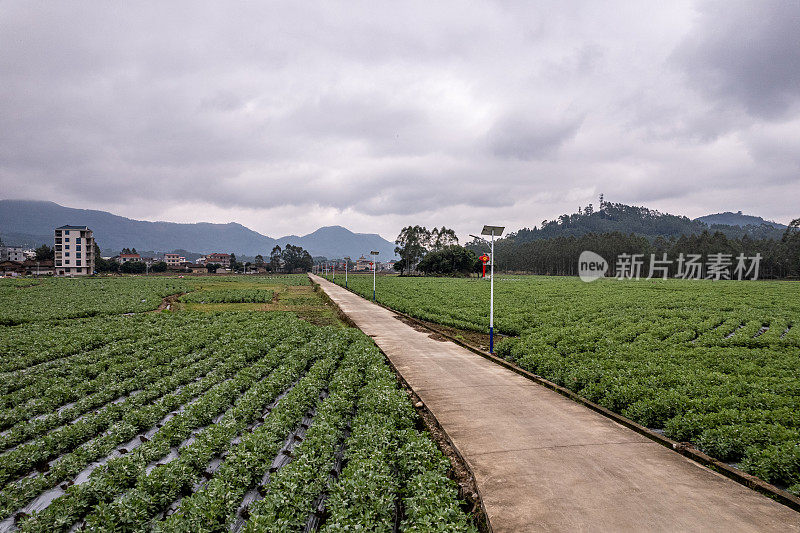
[310,275,800,532]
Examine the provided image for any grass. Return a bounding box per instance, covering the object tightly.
[176,275,343,327]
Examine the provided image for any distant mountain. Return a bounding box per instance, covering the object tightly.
[275,226,395,260]
[0,200,396,258]
[509,202,786,243]
[696,211,787,229]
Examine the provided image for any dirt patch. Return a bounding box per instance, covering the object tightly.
[392,314,508,352]
[149,292,185,313]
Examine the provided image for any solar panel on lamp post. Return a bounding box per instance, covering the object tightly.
[370,250,379,301]
[478,225,504,353]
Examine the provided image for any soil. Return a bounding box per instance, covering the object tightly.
[151,292,185,313]
[393,315,511,353]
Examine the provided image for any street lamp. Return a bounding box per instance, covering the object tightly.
[370,250,379,301]
[344,256,350,289]
[470,225,505,353]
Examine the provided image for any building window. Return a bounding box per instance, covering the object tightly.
[65,252,70,257]
[65,238,70,242]
[76,261,81,266]
[56,261,62,266]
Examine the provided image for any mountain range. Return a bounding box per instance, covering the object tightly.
[0,200,397,259]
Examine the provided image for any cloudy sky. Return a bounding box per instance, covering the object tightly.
[1,1,798,241]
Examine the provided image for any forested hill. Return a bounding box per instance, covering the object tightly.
[510,202,785,242]
[696,211,787,229]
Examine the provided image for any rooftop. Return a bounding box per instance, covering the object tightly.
[56,225,90,230]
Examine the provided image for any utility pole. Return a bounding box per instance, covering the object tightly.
[471,226,505,353]
[370,251,379,301]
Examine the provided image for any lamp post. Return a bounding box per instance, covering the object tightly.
[370,250,379,301]
[332,261,335,283]
[470,225,505,353]
[344,256,350,289]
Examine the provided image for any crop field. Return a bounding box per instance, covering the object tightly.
[0,278,190,326]
[0,276,474,532]
[180,288,275,304]
[333,274,800,495]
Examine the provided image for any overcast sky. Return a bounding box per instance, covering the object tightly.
[1,1,799,241]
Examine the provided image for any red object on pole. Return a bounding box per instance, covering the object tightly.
[478,254,490,278]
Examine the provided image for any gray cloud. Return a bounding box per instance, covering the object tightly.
[488,113,583,160]
[1,1,798,241]
[674,0,800,120]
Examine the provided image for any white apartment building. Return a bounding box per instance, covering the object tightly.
[54,225,95,276]
[0,246,27,262]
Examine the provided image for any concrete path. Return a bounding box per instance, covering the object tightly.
[311,274,800,532]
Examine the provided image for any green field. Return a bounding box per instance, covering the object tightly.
[0,275,474,531]
[332,273,800,495]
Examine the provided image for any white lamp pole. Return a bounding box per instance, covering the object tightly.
[344,256,350,289]
[490,232,495,351]
[370,250,379,301]
[475,226,505,353]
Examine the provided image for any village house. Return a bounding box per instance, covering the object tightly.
[22,259,54,276]
[0,260,24,277]
[354,255,371,271]
[116,253,141,264]
[0,245,27,262]
[163,253,181,267]
[204,253,231,268]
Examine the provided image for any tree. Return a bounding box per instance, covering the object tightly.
[395,225,431,275]
[270,245,282,273]
[206,263,220,273]
[254,254,265,266]
[418,246,477,276]
[282,244,313,272]
[151,261,168,272]
[35,244,54,261]
[120,261,146,274]
[430,227,458,251]
[229,253,237,269]
[94,242,116,272]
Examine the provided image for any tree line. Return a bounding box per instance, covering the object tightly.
[480,222,800,279]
